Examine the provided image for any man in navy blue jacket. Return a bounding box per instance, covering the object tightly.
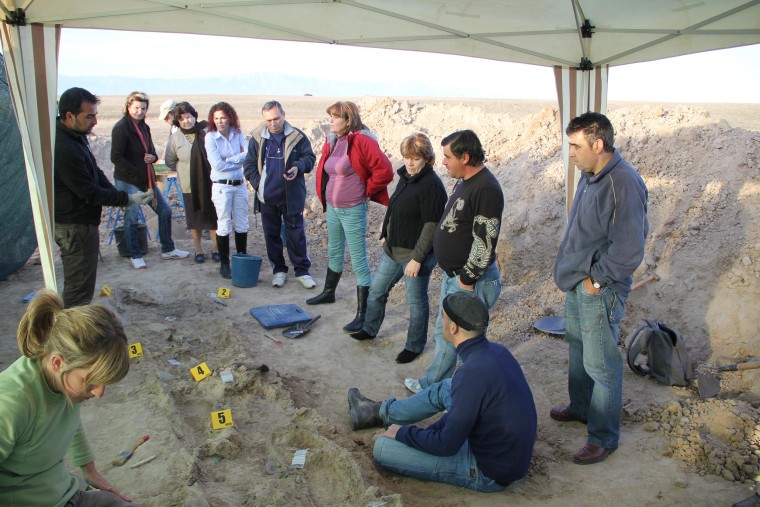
[348,292,537,492]
[243,101,316,289]
[551,112,649,464]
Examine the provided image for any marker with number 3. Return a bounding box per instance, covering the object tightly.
[128,343,143,358]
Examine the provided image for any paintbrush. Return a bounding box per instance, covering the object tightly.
[112,435,150,466]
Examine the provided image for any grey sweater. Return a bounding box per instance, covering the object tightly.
[553,149,649,297]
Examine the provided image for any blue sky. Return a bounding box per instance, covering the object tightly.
[57,29,760,103]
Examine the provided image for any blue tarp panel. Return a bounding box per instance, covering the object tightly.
[0,53,37,281]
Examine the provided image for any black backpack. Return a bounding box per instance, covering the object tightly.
[624,320,695,386]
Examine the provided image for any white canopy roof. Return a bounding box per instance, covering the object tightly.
[11,0,760,68]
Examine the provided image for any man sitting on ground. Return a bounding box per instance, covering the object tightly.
[347,292,537,492]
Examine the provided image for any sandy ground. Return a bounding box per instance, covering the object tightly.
[1,96,759,506]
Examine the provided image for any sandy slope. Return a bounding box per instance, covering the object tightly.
[1,96,758,506]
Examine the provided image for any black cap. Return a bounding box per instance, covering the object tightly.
[442,292,489,331]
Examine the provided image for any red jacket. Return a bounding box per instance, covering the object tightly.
[315,130,393,211]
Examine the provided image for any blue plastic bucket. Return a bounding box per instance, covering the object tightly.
[114,224,149,257]
[231,254,262,288]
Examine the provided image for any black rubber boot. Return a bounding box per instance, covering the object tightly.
[343,286,369,333]
[395,348,421,364]
[306,269,341,305]
[218,235,231,279]
[350,329,375,341]
[234,232,247,254]
[348,388,383,430]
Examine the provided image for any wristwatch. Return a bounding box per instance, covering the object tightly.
[589,275,601,289]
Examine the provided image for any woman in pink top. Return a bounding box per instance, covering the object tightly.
[308,101,393,334]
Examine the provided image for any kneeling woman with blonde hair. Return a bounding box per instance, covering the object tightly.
[0,290,137,506]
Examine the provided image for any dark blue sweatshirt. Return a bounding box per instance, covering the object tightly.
[396,334,537,485]
[553,149,649,297]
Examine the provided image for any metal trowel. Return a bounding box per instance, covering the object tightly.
[282,315,321,339]
[697,361,760,399]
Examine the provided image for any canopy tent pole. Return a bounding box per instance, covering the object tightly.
[554,64,608,217]
[1,20,59,290]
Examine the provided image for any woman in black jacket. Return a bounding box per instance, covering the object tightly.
[111,91,188,269]
[349,133,447,364]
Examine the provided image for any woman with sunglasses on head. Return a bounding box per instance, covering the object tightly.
[111,91,189,269]
[307,101,393,334]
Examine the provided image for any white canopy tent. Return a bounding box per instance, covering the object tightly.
[2,0,759,291]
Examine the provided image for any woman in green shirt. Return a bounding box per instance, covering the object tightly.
[0,290,136,506]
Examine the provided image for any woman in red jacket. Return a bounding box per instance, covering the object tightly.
[307,101,393,334]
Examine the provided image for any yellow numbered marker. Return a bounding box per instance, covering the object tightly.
[211,409,233,430]
[217,287,231,299]
[128,343,143,359]
[99,284,112,297]
[190,362,212,382]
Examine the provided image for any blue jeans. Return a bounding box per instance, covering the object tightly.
[261,202,311,276]
[380,378,452,425]
[420,262,501,388]
[373,383,504,494]
[115,179,174,257]
[326,202,371,286]
[565,283,626,449]
[363,251,437,352]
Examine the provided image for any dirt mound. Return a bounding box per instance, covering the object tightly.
[7,97,756,506]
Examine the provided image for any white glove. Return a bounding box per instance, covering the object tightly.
[127,189,154,206]
[127,191,144,206]
[140,189,154,205]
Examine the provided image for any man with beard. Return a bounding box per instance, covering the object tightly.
[54,87,152,307]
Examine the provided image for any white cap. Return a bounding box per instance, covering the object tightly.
[158,99,177,121]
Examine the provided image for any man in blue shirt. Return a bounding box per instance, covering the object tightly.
[348,292,537,492]
[244,101,316,289]
[551,112,649,464]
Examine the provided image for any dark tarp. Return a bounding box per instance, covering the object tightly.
[0,52,36,280]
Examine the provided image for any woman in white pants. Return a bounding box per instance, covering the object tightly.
[204,102,249,279]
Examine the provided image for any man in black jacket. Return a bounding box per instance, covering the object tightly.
[54,87,151,307]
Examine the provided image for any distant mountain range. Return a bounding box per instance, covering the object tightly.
[58,72,477,98]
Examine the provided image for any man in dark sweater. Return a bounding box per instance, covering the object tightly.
[54,87,152,307]
[348,292,537,492]
[405,130,504,393]
[551,112,649,464]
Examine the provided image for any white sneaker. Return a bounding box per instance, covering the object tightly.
[131,257,147,270]
[296,274,317,289]
[272,272,287,288]
[404,378,423,394]
[161,248,190,260]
